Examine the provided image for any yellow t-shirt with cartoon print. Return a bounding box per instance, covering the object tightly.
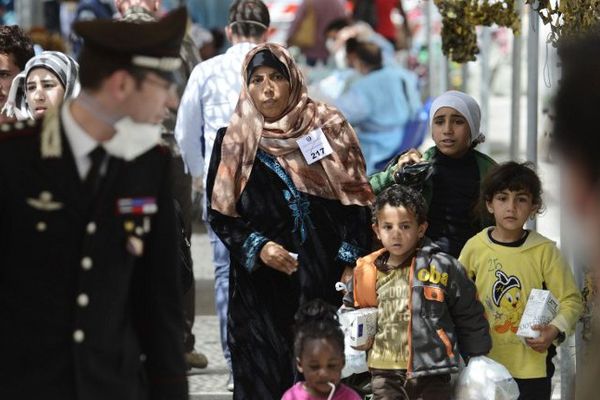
[459,228,583,379]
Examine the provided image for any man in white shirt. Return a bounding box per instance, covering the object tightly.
[175,0,270,391]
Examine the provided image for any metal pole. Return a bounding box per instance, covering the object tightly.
[461,64,469,92]
[442,55,449,93]
[510,1,523,160]
[527,3,539,230]
[15,0,30,28]
[15,0,44,30]
[425,0,433,98]
[480,27,492,142]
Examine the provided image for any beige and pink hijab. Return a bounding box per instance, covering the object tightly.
[211,43,374,217]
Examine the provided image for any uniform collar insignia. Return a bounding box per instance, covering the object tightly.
[27,191,63,211]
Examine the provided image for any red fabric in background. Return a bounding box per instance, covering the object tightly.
[375,0,397,41]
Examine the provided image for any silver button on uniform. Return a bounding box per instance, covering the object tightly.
[36,221,47,232]
[40,191,52,202]
[77,293,89,307]
[86,222,97,234]
[73,329,85,343]
[81,257,93,270]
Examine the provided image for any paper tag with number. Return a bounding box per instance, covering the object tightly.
[296,128,334,165]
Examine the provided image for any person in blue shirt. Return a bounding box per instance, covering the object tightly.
[325,17,397,68]
[335,39,421,174]
[163,0,233,29]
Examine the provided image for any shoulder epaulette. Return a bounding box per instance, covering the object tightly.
[0,119,41,142]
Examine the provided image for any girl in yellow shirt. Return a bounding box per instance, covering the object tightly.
[459,161,583,400]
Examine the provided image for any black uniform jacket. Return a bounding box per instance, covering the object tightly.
[0,116,188,400]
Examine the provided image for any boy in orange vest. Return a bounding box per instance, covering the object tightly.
[349,185,490,399]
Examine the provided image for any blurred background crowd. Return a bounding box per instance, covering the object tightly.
[8,0,531,174]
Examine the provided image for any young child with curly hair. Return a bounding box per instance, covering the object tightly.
[282,299,361,400]
[351,185,491,399]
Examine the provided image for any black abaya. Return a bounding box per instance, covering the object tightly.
[207,129,372,399]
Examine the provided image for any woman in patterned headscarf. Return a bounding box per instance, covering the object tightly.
[207,43,374,399]
[2,51,80,120]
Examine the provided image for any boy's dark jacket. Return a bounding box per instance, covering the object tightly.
[348,238,491,378]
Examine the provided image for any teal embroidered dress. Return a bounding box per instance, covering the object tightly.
[207,128,372,399]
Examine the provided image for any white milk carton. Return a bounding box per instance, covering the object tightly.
[338,307,378,347]
[516,289,559,339]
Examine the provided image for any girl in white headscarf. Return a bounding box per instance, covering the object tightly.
[370,90,497,257]
[1,51,80,120]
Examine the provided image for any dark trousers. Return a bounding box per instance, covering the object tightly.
[169,154,192,240]
[370,369,452,400]
[514,377,551,400]
[182,281,196,352]
[514,344,557,400]
[168,148,195,352]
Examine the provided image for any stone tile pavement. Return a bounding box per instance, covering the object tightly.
[188,316,232,400]
[189,225,233,400]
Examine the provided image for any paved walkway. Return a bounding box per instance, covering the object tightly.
[189,225,233,400]
[189,316,232,400]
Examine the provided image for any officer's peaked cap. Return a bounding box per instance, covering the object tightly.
[73,7,187,76]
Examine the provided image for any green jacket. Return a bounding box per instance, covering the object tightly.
[369,146,497,226]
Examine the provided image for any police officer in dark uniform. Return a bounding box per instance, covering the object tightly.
[116,1,207,370]
[0,8,189,400]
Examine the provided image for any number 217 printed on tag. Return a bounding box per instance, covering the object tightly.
[296,128,334,165]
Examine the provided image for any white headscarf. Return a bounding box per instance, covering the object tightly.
[429,90,485,144]
[1,51,80,120]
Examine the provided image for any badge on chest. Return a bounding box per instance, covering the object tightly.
[26,191,63,211]
[117,197,157,257]
[25,190,64,234]
[296,128,334,165]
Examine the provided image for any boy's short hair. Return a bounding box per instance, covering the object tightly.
[0,25,35,70]
[480,161,544,213]
[373,185,428,224]
[554,26,600,184]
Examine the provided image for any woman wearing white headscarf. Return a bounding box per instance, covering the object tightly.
[1,51,80,120]
[370,90,497,257]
